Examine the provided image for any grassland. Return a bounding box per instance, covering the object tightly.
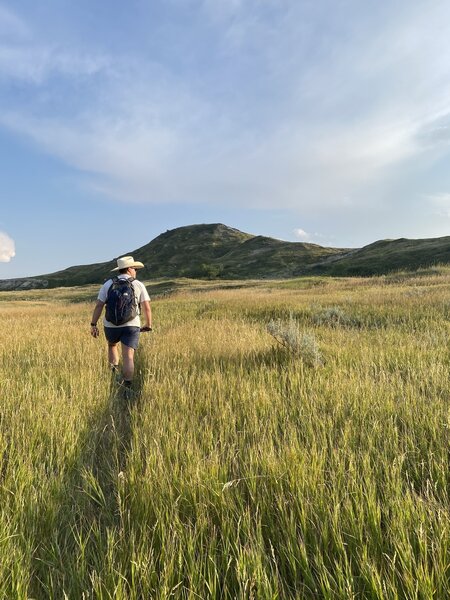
[0,270,449,599]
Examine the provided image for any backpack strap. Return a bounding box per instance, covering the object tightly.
[109,276,134,287]
[106,277,118,299]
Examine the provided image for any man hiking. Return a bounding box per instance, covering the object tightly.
[90,256,152,392]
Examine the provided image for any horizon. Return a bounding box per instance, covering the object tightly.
[2,1,450,278]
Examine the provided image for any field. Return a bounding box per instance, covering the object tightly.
[1,270,450,599]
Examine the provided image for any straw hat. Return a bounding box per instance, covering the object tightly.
[111,256,145,271]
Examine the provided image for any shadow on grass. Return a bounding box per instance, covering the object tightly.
[23,358,146,599]
[22,345,308,598]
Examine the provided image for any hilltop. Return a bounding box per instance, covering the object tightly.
[1,223,450,290]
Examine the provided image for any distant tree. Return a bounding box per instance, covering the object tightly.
[199,263,223,279]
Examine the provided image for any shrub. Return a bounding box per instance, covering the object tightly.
[267,315,323,367]
[313,305,359,328]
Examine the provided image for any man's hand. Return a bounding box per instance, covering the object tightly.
[90,301,104,338]
[140,326,152,332]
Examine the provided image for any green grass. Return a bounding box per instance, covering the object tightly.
[0,273,449,598]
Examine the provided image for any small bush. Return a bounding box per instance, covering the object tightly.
[267,315,323,367]
[313,305,359,328]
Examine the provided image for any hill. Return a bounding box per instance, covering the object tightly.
[0,224,347,290]
[1,224,450,290]
[305,235,450,276]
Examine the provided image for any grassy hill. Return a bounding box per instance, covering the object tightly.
[2,224,450,290]
[306,236,450,276]
[0,224,347,289]
[126,224,344,279]
[216,235,343,278]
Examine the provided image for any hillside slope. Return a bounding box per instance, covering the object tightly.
[0,224,348,289]
[305,236,450,276]
[2,224,450,290]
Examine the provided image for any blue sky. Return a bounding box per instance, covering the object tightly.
[1,0,450,278]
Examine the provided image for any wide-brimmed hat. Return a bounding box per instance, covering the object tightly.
[112,256,145,271]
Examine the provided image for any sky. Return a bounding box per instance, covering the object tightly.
[1,0,450,278]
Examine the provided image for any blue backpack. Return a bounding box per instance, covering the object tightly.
[105,277,138,325]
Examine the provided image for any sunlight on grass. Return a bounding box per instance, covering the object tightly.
[1,272,449,598]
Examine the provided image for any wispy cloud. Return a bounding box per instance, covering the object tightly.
[0,44,110,84]
[2,0,450,223]
[0,5,30,39]
[0,231,15,262]
[0,3,110,84]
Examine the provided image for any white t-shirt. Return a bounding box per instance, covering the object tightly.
[98,275,151,328]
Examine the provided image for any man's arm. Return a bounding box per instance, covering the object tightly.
[140,300,152,330]
[90,300,105,337]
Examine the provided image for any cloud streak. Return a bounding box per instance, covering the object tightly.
[0,5,30,39]
[0,3,110,84]
[0,44,110,84]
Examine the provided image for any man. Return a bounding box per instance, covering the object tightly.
[90,256,152,390]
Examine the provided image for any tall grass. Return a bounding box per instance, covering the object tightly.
[0,272,449,598]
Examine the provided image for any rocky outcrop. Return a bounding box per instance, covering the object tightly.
[0,278,49,291]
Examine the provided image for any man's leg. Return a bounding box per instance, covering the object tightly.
[121,344,135,382]
[108,343,119,369]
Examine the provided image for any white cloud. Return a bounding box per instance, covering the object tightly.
[0,100,419,212]
[293,228,332,245]
[0,231,15,262]
[293,228,310,241]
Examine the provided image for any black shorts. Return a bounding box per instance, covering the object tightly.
[104,326,140,349]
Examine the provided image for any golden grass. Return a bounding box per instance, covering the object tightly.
[0,272,449,598]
